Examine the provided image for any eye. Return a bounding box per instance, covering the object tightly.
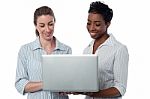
[48,22,54,26]
[39,23,45,28]
[49,23,54,26]
[96,24,101,26]
[95,22,102,26]
[40,25,45,28]
[87,22,91,25]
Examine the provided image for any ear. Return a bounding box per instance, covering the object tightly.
[106,22,111,28]
[35,25,38,31]
[35,25,40,34]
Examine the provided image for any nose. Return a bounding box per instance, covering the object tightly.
[46,26,51,32]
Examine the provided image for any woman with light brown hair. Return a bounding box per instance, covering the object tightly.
[15,6,71,99]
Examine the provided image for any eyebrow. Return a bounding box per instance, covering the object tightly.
[39,23,44,25]
[38,21,54,25]
[48,20,54,23]
[88,19,102,23]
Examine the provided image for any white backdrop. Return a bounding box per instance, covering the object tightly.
[0,0,150,99]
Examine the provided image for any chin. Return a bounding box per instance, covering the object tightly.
[45,36,53,41]
[90,35,97,39]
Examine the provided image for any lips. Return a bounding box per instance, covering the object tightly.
[90,32,97,35]
[45,33,52,37]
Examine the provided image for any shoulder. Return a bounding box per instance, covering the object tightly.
[18,40,37,55]
[111,36,129,55]
[114,40,127,48]
[114,39,128,51]
[109,34,128,50]
[20,41,35,50]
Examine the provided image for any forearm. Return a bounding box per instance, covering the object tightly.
[24,81,43,93]
[85,87,121,98]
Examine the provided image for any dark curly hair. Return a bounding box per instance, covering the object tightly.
[34,6,56,36]
[88,1,113,23]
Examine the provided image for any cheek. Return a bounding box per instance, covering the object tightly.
[37,28,43,33]
[49,26,54,30]
[36,26,40,31]
[86,25,90,32]
[97,26,107,32]
[36,27,45,35]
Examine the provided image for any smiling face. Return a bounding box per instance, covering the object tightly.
[36,15,55,41]
[87,13,110,39]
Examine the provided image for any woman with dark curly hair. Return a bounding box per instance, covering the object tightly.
[70,1,129,99]
[82,1,129,99]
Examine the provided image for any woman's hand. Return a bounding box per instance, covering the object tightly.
[82,87,121,98]
[25,81,43,93]
[59,92,84,95]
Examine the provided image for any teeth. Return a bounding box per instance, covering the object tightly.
[91,32,96,33]
[91,32,96,34]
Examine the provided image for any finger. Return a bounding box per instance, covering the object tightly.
[59,92,66,95]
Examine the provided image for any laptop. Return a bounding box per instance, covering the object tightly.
[42,54,99,92]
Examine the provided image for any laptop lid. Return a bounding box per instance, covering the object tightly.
[42,54,99,92]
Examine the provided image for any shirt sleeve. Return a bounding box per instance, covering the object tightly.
[113,45,129,96]
[15,46,29,95]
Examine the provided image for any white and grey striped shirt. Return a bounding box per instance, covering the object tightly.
[84,34,129,99]
[15,37,72,99]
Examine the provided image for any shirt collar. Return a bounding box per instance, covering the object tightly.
[101,34,116,46]
[32,37,42,50]
[32,36,66,51]
[88,34,116,48]
[54,37,66,51]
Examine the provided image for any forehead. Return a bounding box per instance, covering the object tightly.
[88,13,104,22]
[37,15,54,23]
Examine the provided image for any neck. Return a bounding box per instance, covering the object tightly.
[94,33,109,46]
[40,37,56,54]
[92,33,109,54]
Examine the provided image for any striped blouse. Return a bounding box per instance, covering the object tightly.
[83,34,129,99]
[15,37,72,99]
